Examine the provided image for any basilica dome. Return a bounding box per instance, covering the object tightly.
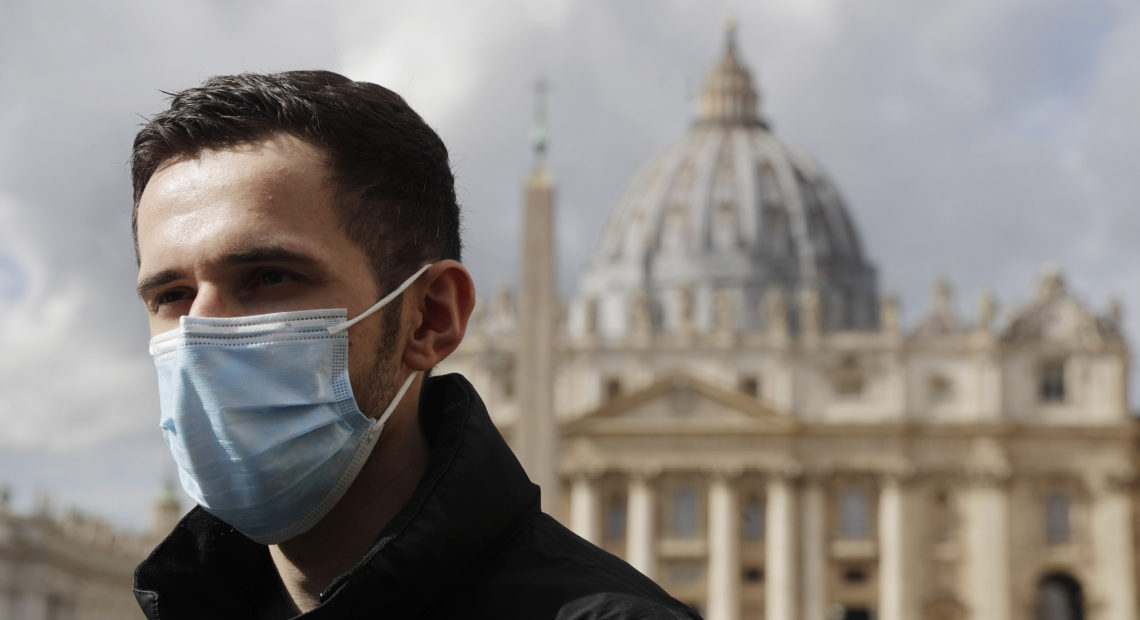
[572,24,878,338]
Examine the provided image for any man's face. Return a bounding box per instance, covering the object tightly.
[135,134,400,417]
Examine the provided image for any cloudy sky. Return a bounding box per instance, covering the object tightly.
[2,0,1137,530]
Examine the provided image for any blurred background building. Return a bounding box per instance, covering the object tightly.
[440,23,1138,620]
[0,484,177,619]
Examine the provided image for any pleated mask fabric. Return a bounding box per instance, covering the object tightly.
[148,265,429,544]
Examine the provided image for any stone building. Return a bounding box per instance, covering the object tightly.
[438,23,1138,620]
[0,486,178,620]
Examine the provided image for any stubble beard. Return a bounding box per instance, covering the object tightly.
[351,306,403,422]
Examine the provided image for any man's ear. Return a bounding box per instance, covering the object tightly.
[403,260,476,371]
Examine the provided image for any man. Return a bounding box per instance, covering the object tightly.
[131,71,699,619]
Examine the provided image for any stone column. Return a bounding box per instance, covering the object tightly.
[570,471,601,544]
[878,470,917,620]
[627,470,657,579]
[962,471,1011,620]
[800,473,827,620]
[1091,472,1138,620]
[707,470,741,620]
[766,470,798,620]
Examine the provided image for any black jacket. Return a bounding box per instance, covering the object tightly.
[134,373,700,619]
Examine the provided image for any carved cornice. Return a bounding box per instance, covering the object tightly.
[799,465,836,485]
[565,464,606,482]
[626,463,665,482]
[879,464,919,486]
[957,467,1014,489]
[1098,469,1138,494]
[707,464,746,482]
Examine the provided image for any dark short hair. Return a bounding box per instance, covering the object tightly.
[131,70,462,291]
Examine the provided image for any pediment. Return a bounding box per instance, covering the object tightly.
[565,373,793,435]
[1003,295,1117,347]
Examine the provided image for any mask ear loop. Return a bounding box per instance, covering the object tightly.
[327,263,433,335]
[376,372,418,427]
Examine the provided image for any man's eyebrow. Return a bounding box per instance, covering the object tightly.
[136,245,323,300]
[220,245,323,268]
[136,269,182,300]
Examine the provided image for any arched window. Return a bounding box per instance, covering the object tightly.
[713,201,740,250]
[839,487,869,539]
[758,163,780,205]
[1037,573,1083,620]
[1046,492,1072,544]
[661,204,688,252]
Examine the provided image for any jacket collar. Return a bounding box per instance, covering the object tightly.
[135,373,540,619]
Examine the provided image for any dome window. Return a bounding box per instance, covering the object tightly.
[713,201,740,250]
[661,204,688,252]
[762,205,789,254]
[667,161,696,202]
[758,162,781,205]
[808,208,830,253]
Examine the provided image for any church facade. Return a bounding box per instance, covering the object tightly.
[0,486,178,620]
[439,24,1138,620]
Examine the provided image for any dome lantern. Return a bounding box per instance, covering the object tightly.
[696,19,766,128]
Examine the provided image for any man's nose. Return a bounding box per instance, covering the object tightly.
[188,284,238,318]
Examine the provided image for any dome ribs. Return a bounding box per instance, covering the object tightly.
[573,23,879,338]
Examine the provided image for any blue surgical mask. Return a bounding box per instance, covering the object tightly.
[149,264,431,544]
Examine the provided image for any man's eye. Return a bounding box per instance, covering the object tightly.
[254,270,295,287]
[155,290,188,306]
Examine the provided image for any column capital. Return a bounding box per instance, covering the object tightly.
[1095,468,1138,495]
[567,465,605,482]
[765,464,804,484]
[627,464,664,483]
[709,464,746,482]
[879,464,919,486]
[958,466,1013,489]
[799,465,835,486]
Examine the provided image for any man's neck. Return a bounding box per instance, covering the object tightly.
[268,395,430,613]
